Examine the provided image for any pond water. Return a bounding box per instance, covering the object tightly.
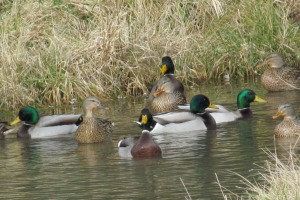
[0,79,300,200]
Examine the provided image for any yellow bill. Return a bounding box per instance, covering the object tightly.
[10,117,21,126]
[160,64,167,74]
[254,95,267,103]
[141,115,148,124]
[209,103,219,109]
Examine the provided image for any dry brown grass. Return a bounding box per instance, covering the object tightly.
[0,0,299,108]
[217,138,300,200]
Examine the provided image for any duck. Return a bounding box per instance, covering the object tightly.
[134,108,157,131]
[75,96,114,144]
[146,94,218,133]
[0,122,8,139]
[272,104,300,137]
[256,53,300,92]
[118,124,162,158]
[207,89,266,123]
[6,106,81,138]
[147,56,187,114]
[179,89,266,123]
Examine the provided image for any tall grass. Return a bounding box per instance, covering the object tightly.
[0,0,299,108]
[217,138,300,199]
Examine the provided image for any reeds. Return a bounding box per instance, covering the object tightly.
[0,0,299,108]
[217,137,300,199]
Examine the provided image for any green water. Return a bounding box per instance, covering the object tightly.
[1,80,300,199]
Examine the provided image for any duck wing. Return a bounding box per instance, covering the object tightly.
[153,111,199,125]
[178,104,230,113]
[278,67,300,89]
[37,114,81,127]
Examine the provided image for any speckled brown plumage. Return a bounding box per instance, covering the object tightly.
[75,117,113,143]
[273,104,300,137]
[148,91,186,114]
[75,96,114,144]
[147,56,187,114]
[257,53,300,92]
[0,122,8,140]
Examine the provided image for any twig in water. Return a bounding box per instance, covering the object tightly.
[180,177,192,200]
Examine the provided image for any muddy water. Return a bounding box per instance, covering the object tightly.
[0,80,299,199]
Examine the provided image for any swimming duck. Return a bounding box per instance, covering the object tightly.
[75,96,114,144]
[6,106,81,138]
[0,122,8,139]
[208,89,266,123]
[179,89,266,123]
[272,104,300,137]
[134,108,157,131]
[149,94,218,133]
[147,56,187,114]
[118,124,162,158]
[256,53,300,92]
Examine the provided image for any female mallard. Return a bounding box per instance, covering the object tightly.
[205,89,267,123]
[147,94,218,133]
[256,53,300,92]
[75,96,114,144]
[147,56,187,114]
[0,122,8,139]
[272,104,300,137]
[7,106,81,138]
[118,124,162,158]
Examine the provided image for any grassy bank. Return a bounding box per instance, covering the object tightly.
[218,145,300,199]
[0,0,299,108]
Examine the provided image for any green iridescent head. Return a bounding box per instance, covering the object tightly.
[237,89,266,109]
[190,94,218,114]
[10,106,39,126]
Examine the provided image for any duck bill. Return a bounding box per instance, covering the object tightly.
[272,111,284,119]
[256,61,268,69]
[209,103,219,109]
[141,115,148,124]
[160,64,167,75]
[10,117,21,126]
[254,95,267,103]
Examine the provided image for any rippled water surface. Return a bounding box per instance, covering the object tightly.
[1,81,300,199]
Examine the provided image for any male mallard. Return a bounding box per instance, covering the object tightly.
[118,124,162,158]
[272,104,300,137]
[6,106,81,138]
[75,96,114,144]
[147,56,187,114]
[148,94,218,133]
[134,108,157,131]
[256,53,300,92]
[206,89,266,123]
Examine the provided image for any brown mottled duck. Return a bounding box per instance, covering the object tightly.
[75,96,114,144]
[256,53,300,92]
[147,56,186,114]
[272,104,300,137]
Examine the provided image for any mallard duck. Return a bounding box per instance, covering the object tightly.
[118,124,162,158]
[179,89,266,123]
[256,53,300,92]
[147,56,187,114]
[208,89,266,123]
[147,94,218,133]
[134,108,157,131]
[75,96,114,144]
[0,122,8,139]
[6,106,81,138]
[272,104,300,137]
